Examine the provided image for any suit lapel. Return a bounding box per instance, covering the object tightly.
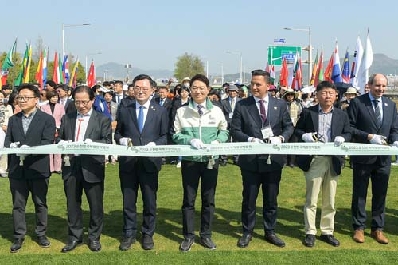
[128,102,140,132]
[266,97,277,126]
[16,113,25,137]
[309,106,319,132]
[84,111,96,139]
[68,112,76,141]
[364,95,379,127]
[143,104,155,133]
[247,97,262,128]
[25,110,41,136]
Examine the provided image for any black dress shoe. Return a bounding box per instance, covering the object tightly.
[119,236,135,251]
[320,234,340,247]
[88,239,101,252]
[200,237,216,250]
[303,234,315,247]
[37,235,50,248]
[61,240,82,253]
[10,238,24,253]
[237,234,252,248]
[265,232,285,248]
[141,235,154,250]
[180,237,194,252]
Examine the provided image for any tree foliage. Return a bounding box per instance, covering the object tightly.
[174,52,205,81]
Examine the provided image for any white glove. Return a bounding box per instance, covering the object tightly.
[119,137,130,146]
[210,140,220,144]
[145,142,156,147]
[58,140,67,145]
[369,134,385,145]
[334,136,345,146]
[392,141,398,147]
[251,138,264,144]
[302,133,316,143]
[9,142,20,148]
[190,138,204,149]
[20,145,30,148]
[84,139,93,144]
[269,136,282,144]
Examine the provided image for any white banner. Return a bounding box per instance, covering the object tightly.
[2,142,397,157]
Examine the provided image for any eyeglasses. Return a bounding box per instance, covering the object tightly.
[133,87,150,92]
[74,100,91,106]
[16,96,36,102]
[190,86,207,91]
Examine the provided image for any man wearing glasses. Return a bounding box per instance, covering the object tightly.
[231,70,294,248]
[58,86,112,253]
[115,74,169,251]
[295,81,351,248]
[5,84,56,253]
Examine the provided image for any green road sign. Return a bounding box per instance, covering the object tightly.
[267,46,301,66]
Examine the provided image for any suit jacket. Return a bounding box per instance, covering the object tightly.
[41,103,65,128]
[230,96,294,172]
[112,92,126,104]
[114,100,169,172]
[108,101,119,121]
[59,110,112,183]
[5,110,56,179]
[347,94,398,165]
[221,97,241,124]
[155,97,172,111]
[58,98,72,112]
[294,105,352,174]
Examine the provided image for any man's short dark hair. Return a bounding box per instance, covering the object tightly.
[45,80,57,88]
[189,74,209,87]
[114,80,123,86]
[103,81,110,87]
[56,84,69,91]
[18,83,40,98]
[73,85,95,100]
[132,74,154,88]
[316,81,337,92]
[251,69,271,84]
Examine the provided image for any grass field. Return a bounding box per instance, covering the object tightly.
[1,160,398,264]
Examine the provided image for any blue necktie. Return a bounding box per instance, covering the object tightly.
[138,106,144,133]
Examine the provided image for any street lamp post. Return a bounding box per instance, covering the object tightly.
[62,23,91,56]
[226,51,243,84]
[283,26,312,85]
[85,52,102,80]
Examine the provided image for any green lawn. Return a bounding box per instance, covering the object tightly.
[1,161,398,264]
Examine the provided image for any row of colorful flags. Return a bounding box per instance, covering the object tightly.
[266,30,373,94]
[1,39,96,89]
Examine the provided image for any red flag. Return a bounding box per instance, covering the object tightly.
[324,53,334,82]
[87,61,96,87]
[35,50,43,88]
[291,55,302,90]
[52,52,59,83]
[279,58,288,87]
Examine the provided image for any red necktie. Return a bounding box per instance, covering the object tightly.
[259,100,266,123]
[75,118,84,142]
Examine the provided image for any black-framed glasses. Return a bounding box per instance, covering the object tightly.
[16,96,36,102]
[74,100,91,106]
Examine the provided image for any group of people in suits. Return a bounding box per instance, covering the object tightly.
[3,71,397,254]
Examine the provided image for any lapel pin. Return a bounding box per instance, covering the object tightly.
[274,106,277,110]
[384,103,388,106]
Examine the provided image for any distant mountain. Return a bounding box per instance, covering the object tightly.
[97,53,398,84]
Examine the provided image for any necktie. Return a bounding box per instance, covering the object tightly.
[259,99,266,123]
[373,99,382,127]
[197,105,203,116]
[138,106,144,133]
[231,98,235,110]
[160,99,164,106]
[75,118,84,141]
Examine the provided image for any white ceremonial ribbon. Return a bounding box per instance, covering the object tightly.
[2,142,398,157]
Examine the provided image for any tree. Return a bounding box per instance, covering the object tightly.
[174,52,205,81]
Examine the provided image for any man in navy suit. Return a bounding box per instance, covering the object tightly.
[5,83,56,253]
[58,86,112,253]
[295,81,352,248]
[348,73,398,244]
[115,74,169,251]
[231,70,294,248]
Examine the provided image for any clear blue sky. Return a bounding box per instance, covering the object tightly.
[2,0,397,75]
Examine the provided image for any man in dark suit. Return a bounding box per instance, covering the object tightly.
[115,74,169,251]
[58,86,112,253]
[112,80,126,104]
[231,70,294,248]
[220,84,241,165]
[56,84,72,112]
[295,81,351,248]
[155,87,172,112]
[347,73,398,244]
[5,83,56,253]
